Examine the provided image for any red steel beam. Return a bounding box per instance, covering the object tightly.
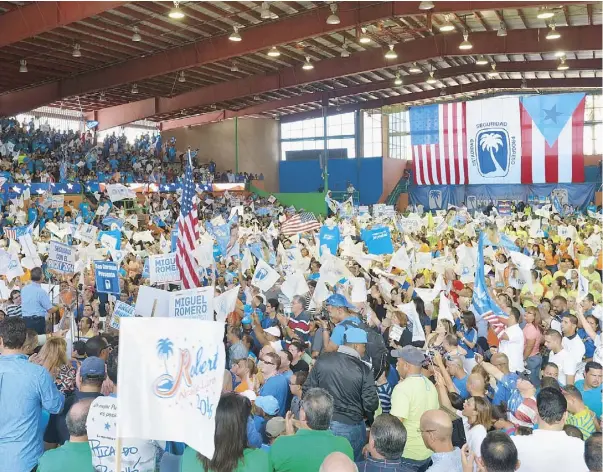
[0,1,127,48]
[278,78,602,122]
[86,26,601,130]
[160,110,227,131]
[0,1,564,116]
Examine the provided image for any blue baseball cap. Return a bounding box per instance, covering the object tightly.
[80,356,106,379]
[255,395,280,415]
[325,293,356,310]
[344,327,368,344]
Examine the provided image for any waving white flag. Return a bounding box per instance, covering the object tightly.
[251,259,280,292]
[215,286,240,322]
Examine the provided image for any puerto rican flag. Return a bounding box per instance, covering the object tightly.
[519,92,585,183]
[410,103,468,185]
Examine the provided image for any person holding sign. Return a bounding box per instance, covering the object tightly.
[181,393,269,472]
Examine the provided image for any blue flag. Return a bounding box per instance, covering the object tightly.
[319,225,340,255]
[362,226,394,255]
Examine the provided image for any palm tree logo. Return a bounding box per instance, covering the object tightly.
[154,338,175,396]
[157,338,174,374]
[479,132,505,175]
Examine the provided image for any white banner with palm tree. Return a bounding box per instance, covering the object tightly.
[466,96,522,184]
[117,317,225,459]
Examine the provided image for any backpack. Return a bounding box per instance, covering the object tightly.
[340,318,388,380]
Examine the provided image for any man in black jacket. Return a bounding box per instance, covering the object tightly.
[304,327,379,461]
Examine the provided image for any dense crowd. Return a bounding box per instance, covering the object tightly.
[0,119,602,472]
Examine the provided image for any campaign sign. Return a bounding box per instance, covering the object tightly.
[48,241,76,273]
[94,261,120,295]
[149,253,180,284]
[75,222,98,244]
[169,286,214,320]
[117,318,225,459]
[109,301,135,330]
[171,229,178,252]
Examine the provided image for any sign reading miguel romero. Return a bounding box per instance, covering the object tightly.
[169,286,214,320]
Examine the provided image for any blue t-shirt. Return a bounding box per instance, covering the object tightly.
[330,316,362,346]
[453,374,469,399]
[493,372,519,406]
[456,321,476,359]
[575,380,602,418]
[259,374,289,417]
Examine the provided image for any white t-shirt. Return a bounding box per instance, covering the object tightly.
[513,429,588,472]
[87,396,165,472]
[499,324,525,373]
[562,334,586,365]
[548,348,578,385]
[457,411,487,458]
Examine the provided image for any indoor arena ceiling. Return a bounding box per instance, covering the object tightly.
[0,1,600,130]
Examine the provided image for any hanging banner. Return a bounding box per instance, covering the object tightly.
[48,241,76,273]
[149,253,180,284]
[169,286,214,320]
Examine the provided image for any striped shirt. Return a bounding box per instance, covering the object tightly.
[567,408,597,439]
[287,311,310,343]
[377,382,393,414]
[6,304,22,317]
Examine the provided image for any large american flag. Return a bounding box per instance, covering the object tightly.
[411,102,468,185]
[482,311,508,338]
[176,155,200,288]
[281,212,320,236]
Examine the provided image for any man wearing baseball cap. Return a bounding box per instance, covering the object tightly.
[304,326,379,461]
[390,346,439,470]
[318,294,361,354]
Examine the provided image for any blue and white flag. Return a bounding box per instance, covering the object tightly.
[362,226,394,255]
[319,225,340,256]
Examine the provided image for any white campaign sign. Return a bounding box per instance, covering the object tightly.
[109,300,135,330]
[75,223,98,244]
[169,286,214,320]
[48,241,76,273]
[149,253,180,284]
[117,318,225,460]
[135,286,171,317]
[105,184,136,202]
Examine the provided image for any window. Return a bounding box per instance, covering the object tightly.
[388,110,411,159]
[584,94,602,155]
[280,112,356,160]
[363,111,382,157]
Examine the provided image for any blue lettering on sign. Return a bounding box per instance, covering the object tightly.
[196,394,215,418]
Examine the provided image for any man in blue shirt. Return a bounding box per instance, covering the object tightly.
[258,351,289,416]
[0,317,64,472]
[319,294,362,353]
[575,361,602,418]
[21,267,59,334]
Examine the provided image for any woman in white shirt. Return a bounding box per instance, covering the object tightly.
[460,396,492,461]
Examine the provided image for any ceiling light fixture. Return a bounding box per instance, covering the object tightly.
[267,46,280,57]
[230,62,239,72]
[488,63,498,77]
[546,24,560,40]
[359,28,371,44]
[131,84,139,94]
[439,15,455,32]
[178,71,186,83]
[19,59,27,73]
[521,77,527,89]
[554,51,566,58]
[409,62,422,73]
[497,21,507,37]
[557,57,569,70]
[302,56,314,70]
[384,44,397,60]
[260,1,272,19]
[132,26,142,42]
[476,54,488,65]
[72,43,82,57]
[99,91,106,101]
[537,7,555,19]
[168,1,185,19]
[326,3,340,25]
[459,31,472,50]
[394,72,402,86]
[229,26,242,42]
[426,71,437,84]
[418,1,434,10]
[340,44,350,58]
[440,88,446,96]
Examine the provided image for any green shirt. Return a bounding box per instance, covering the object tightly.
[390,375,439,461]
[181,446,269,472]
[269,429,353,472]
[37,441,94,472]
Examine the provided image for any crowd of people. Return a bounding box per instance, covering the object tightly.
[0,119,602,472]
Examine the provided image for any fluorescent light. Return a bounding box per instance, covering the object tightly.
[384,44,397,60]
[131,84,139,94]
[229,26,242,42]
[554,51,565,58]
[557,57,569,70]
[426,71,437,84]
[19,59,27,73]
[394,72,402,86]
[359,28,371,44]
[72,43,82,57]
[260,1,271,19]
[521,78,527,89]
[409,62,422,74]
[267,46,280,57]
[340,45,350,58]
[178,71,186,83]
[132,26,142,42]
[302,56,314,70]
[419,1,434,10]
[230,62,239,72]
[168,1,185,19]
[459,32,472,50]
[440,15,455,32]
[488,63,498,77]
[476,55,488,65]
[546,25,560,40]
[497,22,507,37]
[326,3,340,25]
[537,8,555,19]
